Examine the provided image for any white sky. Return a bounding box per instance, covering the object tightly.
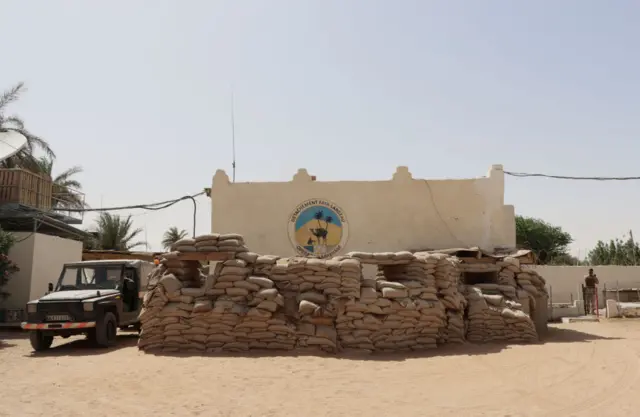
[1,0,639,256]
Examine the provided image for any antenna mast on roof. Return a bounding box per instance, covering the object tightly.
[231,91,236,183]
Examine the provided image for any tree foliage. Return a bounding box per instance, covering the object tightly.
[0,83,55,170]
[588,236,640,266]
[92,213,145,251]
[162,226,188,251]
[35,157,87,210]
[0,228,20,300]
[1,82,87,211]
[515,215,573,264]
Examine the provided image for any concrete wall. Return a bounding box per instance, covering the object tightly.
[29,234,82,301]
[3,233,36,310]
[529,265,640,306]
[2,233,82,312]
[211,164,515,257]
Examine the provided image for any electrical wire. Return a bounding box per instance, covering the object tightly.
[13,219,45,243]
[504,171,640,181]
[64,191,205,212]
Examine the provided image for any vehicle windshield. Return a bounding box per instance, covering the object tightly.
[55,265,123,291]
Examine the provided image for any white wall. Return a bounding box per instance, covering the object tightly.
[2,233,82,311]
[530,265,640,305]
[29,234,82,301]
[211,164,515,257]
[3,233,35,310]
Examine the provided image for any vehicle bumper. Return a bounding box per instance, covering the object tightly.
[21,321,96,330]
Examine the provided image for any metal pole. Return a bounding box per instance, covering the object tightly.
[231,92,236,183]
[604,283,609,318]
[617,280,620,303]
[595,285,600,320]
[548,285,553,319]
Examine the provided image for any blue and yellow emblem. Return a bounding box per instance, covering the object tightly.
[288,199,349,258]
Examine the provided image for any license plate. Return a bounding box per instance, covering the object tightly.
[46,314,72,322]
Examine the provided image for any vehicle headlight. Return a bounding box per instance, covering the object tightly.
[83,303,94,312]
[27,303,37,313]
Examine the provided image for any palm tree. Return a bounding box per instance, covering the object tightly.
[34,157,86,210]
[93,213,145,251]
[162,226,188,251]
[314,210,324,228]
[0,83,55,170]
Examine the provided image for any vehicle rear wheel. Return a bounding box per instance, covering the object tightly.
[94,312,117,348]
[29,331,53,352]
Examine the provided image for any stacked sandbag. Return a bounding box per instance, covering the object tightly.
[465,286,538,343]
[269,257,361,300]
[337,288,444,352]
[207,297,296,352]
[418,253,466,344]
[336,253,446,352]
[139,232,546,354]
[251,254,280,276]
[379,255,439,301]
[516,269,547,297]
[347,251,413,265]
[157,252,202,288]
[296,293,339,353]
[207,259,297,351]
[138,281,170,351]
[335,278,382,353]
[138,260,298,352]
[138,273,200,351]
[173,233,250,253]
[209,258,253,297]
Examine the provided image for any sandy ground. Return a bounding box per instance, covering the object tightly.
[1,322,640,417]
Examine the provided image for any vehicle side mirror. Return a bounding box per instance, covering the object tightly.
[47,282,54,292]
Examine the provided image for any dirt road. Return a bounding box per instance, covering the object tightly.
[1,322,639,417]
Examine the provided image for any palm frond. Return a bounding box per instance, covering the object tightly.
[124,240,146,250]
[0,83,25,114]
[161,226,188,250]
[54,166,83,185]
[93,213,144,250]
[16,128,55,159]
[2,115,25,130]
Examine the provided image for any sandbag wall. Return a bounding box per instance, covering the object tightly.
[457,256,546,343]
[337,251,446,352]
[139,235,544,354]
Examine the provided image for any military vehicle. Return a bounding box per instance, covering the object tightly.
[21,259,154,351]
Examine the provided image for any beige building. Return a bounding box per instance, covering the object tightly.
[0,168,87,325]
[1,233,82,322]
[211,164,515,257]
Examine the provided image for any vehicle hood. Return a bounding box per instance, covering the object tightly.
[38,289,119,302]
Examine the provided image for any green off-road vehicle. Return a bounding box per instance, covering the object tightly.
[21,259,154,351]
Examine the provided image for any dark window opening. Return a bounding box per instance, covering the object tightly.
[462,271,498,286]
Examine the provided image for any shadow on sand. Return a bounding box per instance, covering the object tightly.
[22,333,139,358]
[143,326,623,362]
[5,325,622,360]
[0,328,26,350]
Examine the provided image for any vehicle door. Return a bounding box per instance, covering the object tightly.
[119,267,139,325]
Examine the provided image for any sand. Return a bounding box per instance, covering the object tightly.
[1,321,640,417]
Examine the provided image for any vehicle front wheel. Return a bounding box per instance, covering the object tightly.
[29,331,53,352]
[94,312,117,348]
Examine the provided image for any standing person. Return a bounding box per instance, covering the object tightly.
[584,268,599,315]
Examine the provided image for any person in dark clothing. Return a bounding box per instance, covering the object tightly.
[584,268,599,315]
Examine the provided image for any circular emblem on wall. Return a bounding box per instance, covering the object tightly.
[288,199,349,258]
